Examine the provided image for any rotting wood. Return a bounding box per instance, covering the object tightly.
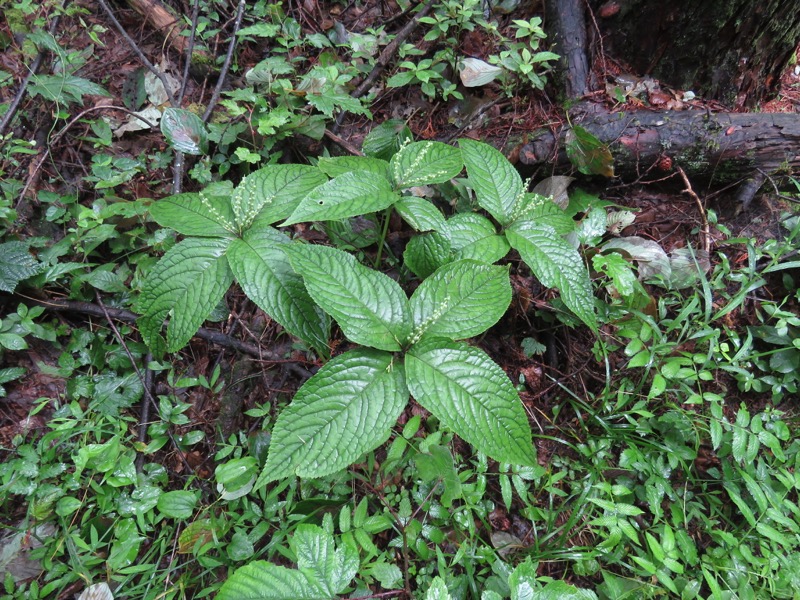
[517,103,800,193]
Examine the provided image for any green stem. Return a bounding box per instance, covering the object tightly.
[374,206,393,268]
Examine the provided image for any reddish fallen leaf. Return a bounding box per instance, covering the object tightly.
[599,1,620,17]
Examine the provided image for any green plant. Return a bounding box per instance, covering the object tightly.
[137,138,598,485]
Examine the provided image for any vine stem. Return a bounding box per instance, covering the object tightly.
[374,206,394,268]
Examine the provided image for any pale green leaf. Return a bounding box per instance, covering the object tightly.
[731,425,748,463]
[149,192,236,237]
[724,483,756,526]
[286,244,410,351]
[409,260,511,343]
[235,164,328,229]
[293,525,359,595]
[390,141,463,188]
[283,172,398,226]
[506,222,596,331]
[529,581,599,600]
[157,490,198,519]
[425,577,453,600]
[458,57,504,87]
[317,156,391,180]
[447,213,510,263]
[0,242,42,292]
[394,196,448,232]
[29,74,110,104]
[227,225,329,355]
[216,561,322,600]
[135,238,234,353]
[259,349,408,483]
[756,522,795,548]
[508,559,538,600]
[601,237,672,282]
[404,232,452,279]
[160,107,208,155]
[406,340,536,466]
[460,138,522,225]
[228,531,255,561]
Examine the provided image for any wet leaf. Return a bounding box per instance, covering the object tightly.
[160,108,208,155]
[565,126,615,177]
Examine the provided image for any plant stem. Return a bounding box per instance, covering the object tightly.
[374,206,394,268]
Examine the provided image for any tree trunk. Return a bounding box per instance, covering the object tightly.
[590,0,800,108]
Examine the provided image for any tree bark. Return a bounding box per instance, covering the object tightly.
[590,0,800,108]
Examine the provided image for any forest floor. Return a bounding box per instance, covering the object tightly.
[1,1,800,598]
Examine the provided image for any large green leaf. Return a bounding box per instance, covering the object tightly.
[409,260,511,343]
[258,349,408,483]
[506,222,597,331]
[227,223,330,356]
[459,139,522,226]
[317,156,391,180]
[447,213,510,263]
[405,340,536,466]
[510,194,575,234]
[294,525,359,596]
[0,241,42,292]
[394,196,448,232]
[286,245,411,351]
[282,172,398,226]
[216,562,324,600]
[135,238,233,353]
[234,164,328,229]
[404,232,452,279]
[149,192,236,238]
[390,141,463,188]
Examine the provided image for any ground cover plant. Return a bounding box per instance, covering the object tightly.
[1,1,800,599]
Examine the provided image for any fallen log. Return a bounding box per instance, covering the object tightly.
[518,103,800,205]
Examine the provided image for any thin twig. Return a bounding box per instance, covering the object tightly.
[16,295,285,361]
[441,96,504,143]
[324,129,364,156]
[677,166,711,254]
[137,352,154,472]
[97,0,177,106]
[756,167,800,204]
[94,291,159,474]
[0,1,68,137]
[331,0,437,133]
[202,0,246,123]
[177,0,201,105]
